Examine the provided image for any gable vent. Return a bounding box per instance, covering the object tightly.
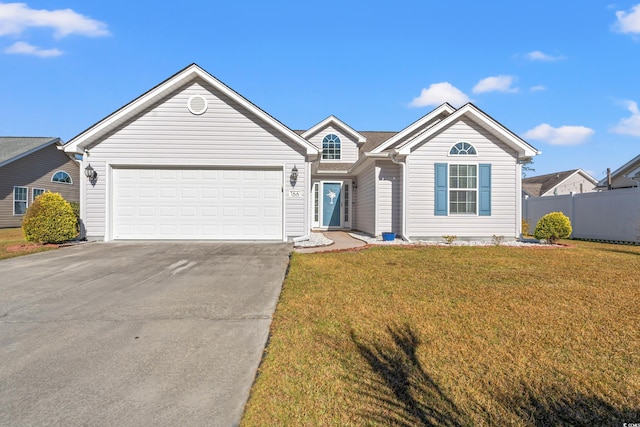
[187,94,208,115]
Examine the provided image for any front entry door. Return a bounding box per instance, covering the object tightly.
[322,182,341,227]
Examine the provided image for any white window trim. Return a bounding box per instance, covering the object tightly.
[322,134,342,161]
[32,188,45,201]
[51,170,73,184]
[448,163,479,215]
[448,141,478,157]
[13,186,28,216]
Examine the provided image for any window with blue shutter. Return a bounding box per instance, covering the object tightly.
[434,162,492,216]
[434,163,448,216]
[479,163,491,216]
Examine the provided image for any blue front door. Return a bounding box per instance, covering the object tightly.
[322,183,341,227]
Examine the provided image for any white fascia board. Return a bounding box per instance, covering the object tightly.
[610,154,640,179]
[348,152,391,176]
[0,138,61,168]
[575,169,599,185]
[301,115,366,145]
[64,64,319,158]
[397,103,540,157]
[370,103,456,154]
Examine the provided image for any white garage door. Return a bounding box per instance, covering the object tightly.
[112,168,283,240]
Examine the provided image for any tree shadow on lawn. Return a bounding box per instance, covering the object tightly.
[348,324,640,426]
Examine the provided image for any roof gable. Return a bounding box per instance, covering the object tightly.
[370,103,455,153]
[301,115,366,145]
[597,154,640,187]
[0,137,62,167]
[523,169,597,196]
[396,103,540,158]
[64,64,319,157]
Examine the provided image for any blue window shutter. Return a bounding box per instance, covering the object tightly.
[434,163,448,216]
[479,163,491,216]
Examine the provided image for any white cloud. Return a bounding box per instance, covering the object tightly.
[409,82,470,108]
[530,85,547,92]
[4,40,62,57]
[472,75,518,94]
[0,2,109,38]
[614,3,640,33]
[523,123,594,146]
[611,100,640,136]
[525,50,564,61]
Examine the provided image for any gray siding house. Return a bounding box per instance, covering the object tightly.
[0,137,79,228]
[523,169,598,197]
[596,154,640,190]
[64,64,539,242]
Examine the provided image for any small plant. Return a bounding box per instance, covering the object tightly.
[522,218,532,237]
[22,192,78,244]
[492,235,505,246]
[534,211,572,244]
[442,235,457,244]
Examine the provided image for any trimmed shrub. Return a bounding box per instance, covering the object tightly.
[534,212,572,244]
[22,192,78,244]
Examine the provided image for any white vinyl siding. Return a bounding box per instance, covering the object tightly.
[406,118,519,239]
[306,124,359,163]
[354,163,375,235]
[376,161,402,235]
[83,79,307,240]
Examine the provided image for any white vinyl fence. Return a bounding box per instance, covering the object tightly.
[523,187,640,244]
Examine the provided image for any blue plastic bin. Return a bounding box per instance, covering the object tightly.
[382,232,396,241]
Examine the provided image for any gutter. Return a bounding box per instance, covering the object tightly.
[390,150,412,243]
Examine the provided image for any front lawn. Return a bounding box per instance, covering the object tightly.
[242,241,640,426]
[0,227,57,260]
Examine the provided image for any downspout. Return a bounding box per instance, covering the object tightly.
[390,150,412,243]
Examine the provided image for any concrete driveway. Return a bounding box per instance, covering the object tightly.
[0,241,291,427]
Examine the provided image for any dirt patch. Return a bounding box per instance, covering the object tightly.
[6,243,58,252]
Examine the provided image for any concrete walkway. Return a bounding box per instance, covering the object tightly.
[295,231,367,253]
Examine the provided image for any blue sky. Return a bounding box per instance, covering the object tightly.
[1,1,639,179]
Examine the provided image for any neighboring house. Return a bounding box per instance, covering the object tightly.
[0,137,79,228]
[522,169,598,197]
[596,154,640,190]
[63,64,539,242]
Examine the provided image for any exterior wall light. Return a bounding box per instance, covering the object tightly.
[84,163,97,180]
[291,165,298,182]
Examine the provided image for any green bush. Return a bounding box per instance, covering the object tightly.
[534,211,572,244]
[69,201,80,233]
[22,192,78,244]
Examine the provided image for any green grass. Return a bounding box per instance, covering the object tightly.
[242,241,640,426]
[0,227,57,260]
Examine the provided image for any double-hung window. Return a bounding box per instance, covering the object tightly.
[14,186,28,215]
[435,142,491,216]
[33,188,45,200]
[449,164,477,214]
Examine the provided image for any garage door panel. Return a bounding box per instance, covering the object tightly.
[113,168,283,240]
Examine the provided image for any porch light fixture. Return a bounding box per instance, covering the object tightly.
[290,165,298,182]
[352,180,357,190]
[84,163,97,180]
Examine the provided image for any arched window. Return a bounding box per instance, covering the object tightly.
[450,142,477,155]
[52,171,72,184]
[322,134,341,160]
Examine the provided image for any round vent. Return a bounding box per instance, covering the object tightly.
[187,94,208,115]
